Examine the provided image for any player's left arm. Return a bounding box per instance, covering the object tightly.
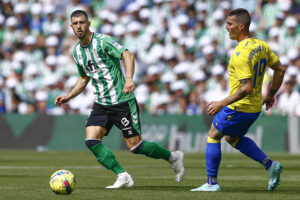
[263,61,286,110]
[122,50,136,94]
[207,78,253,115]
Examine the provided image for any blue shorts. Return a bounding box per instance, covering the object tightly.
[213,106,260,138]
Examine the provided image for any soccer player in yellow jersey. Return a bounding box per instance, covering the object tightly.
[191,8,286,192]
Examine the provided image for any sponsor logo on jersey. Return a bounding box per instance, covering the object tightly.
[110,41,123,49]
[121,117,130,126]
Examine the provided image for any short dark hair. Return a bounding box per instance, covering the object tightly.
[71,10,88,20]
[228,8,251,31]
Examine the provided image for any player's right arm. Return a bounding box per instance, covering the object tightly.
[262,61,286,110]
[207,78,253,115]
[55,75,90,106]
[122,50,135,94]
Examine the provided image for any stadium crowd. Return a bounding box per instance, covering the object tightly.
[0,0,299,116]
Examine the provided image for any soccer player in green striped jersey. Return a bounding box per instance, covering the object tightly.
[54,10,184,189]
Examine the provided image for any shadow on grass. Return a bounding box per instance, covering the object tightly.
[216,187,300,194]
[76,186,300,194]
[79,185,194,191]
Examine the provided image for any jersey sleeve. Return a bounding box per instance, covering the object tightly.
[73,48,85,76]
[267,45,279,66]
[234,49,252,80]
[102,36,127,59]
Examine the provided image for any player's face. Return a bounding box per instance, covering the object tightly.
[225,16,241,40]
[70,15,90,39]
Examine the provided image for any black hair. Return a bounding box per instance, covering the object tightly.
[228,8,251,31]
[70,10,89,21]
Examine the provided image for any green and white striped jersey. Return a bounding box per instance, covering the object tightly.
[72,33,135,105]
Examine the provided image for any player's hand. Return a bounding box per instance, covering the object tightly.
[123,78,135,94]
[206,101,224,115]
[55,95,70,106]
[262,95,275,111]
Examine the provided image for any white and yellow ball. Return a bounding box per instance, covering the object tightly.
[49,170,76,195]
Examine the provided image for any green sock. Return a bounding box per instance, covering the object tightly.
[137,141,171,161]
[88,143,125,175]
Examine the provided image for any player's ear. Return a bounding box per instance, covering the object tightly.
[239,23,244,31]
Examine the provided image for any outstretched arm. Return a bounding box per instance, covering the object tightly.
[55,75,90,106]
[122,50,135,94]
[207,78,253,115]
[263,61,286,110]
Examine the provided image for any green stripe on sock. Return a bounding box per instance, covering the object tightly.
[138,141,171,161]
[88,143,125,175]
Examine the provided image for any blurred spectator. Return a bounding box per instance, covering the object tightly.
[278,78,300,116]
[168,80,188,114]
[232,0,257,15]
[35,90,48,114]
[260,0,279,30]
[0,14,5,44]
[29,3,44,36]
[186,90,202,115]
[0,77,5,113]
[0,0,298,117]
[280,17,300,54]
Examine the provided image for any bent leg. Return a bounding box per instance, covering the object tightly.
[86,126,125,175]
[225,136,272,170]
[125,135,184,182]
[124,135,171,161]
[226,135,283,191]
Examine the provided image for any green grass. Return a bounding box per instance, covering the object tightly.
[0,150,300,200]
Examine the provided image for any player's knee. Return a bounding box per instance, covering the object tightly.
[225,136,240,148]
[85,139,101,148]
[130,140,143,154]
[125,134,142,149]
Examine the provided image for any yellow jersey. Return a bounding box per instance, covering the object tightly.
[227,38,279,113]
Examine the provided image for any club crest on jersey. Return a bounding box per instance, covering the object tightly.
[110,41,123,49]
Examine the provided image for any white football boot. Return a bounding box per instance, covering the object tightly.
[105,172,134,189]
[170,151,185,183]
[268,161,283,191]
[191,183,221,192]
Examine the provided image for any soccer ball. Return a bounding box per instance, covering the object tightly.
[49,169,76,195]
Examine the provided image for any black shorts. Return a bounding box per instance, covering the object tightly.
[86,98,142,138]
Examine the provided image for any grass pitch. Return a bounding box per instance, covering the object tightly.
[0,150,299,200]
